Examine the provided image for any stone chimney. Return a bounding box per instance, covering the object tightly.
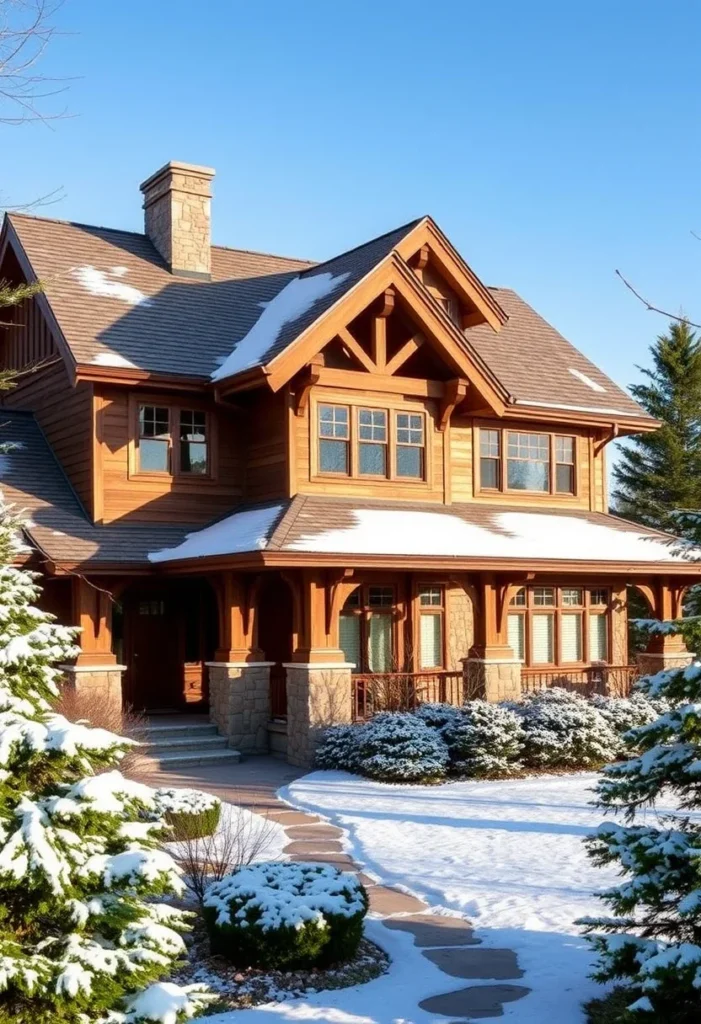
[139,161,215,278]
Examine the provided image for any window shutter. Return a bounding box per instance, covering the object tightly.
[507,614,525,660]
[589,614,608,662]
[532,614,554,664]
[420,614,442,669]
[368,613,392,673]
[339,615,360,671]
[561,613,582,663]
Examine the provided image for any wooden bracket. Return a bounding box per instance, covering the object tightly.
[438,378,468,432]
[293,354,324,417]
[325,568,355,636]
[413,244,430,272]
[375,288,395,318]
[594,423,619,457]
[338,326,376,374]
[385,332,425,376]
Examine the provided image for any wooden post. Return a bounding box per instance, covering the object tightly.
[213,572,262,662]
[72,576,117,666]
[464,572,521,702]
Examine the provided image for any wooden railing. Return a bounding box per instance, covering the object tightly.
[521,665,639,698]
[352,670,464,722]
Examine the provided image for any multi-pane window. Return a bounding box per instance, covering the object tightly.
[507,586,610,667]
[318,404,350,474]
[179,410,208,474]
[138,406,170,472]
[396,413,425,479]
[358,409,388,476]
[477,426,577,495]
[418,586,444,670]
[339,586,395,673]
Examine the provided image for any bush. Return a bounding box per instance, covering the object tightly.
[589,693,660,754]
[443,701,524,777]
[203,861,368,969]
[154,787,222,840]
[515,688,619,769]
[356,712,449,782]
[316,724,362,772]
[414,702,464,731]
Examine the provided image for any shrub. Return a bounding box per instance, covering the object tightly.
[154,787,222,840]
[515,688,619,769]
[414,702,464,731]
[356,712,449,782]
[443,701,524,777]
[589,693,660,754]
[203,861,368,969]
[316,724,362,772]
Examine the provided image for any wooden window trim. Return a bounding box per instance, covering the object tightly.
[357,406,390,479]
[340,584,398,673]
[474,423,579,500]
[317,402,351,477]
[508,585,611,668]
[413,582,446,671]
[128,394,217,482]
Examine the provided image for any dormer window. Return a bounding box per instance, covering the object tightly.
[437,294,460,324]
[179,410,208,475]
[134,400,211,477]
[138,406,170,472]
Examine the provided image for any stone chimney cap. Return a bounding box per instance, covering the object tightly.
[139,161,216,195]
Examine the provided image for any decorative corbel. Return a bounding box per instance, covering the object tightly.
[594,423,619,456]
[413,245,430,272]
[293,353,324,417]
[438,378,468,432]
[324,568,356,636]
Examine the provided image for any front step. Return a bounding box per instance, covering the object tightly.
[132,723,218,743]
[149,748,242,769]
[141,735,229,756]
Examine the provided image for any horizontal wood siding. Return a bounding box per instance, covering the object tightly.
[96,387,243,524]
[244,390,289,502]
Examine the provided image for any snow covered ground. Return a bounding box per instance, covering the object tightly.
[206,770,644,1024]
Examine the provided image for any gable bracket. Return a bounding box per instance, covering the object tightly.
[593,423,619,456]
[293,354,324,417]
[438,378,468,432]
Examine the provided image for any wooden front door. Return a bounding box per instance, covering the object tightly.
[124,591,181,711]
[257,574,294,718]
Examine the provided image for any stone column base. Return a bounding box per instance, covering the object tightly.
[59,664,125,721]
[637,650,695,675]
[463,657,522,703]
[285,662,353,768]
[206,662,274,754]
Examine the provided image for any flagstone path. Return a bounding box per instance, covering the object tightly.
[136,753,530,1021]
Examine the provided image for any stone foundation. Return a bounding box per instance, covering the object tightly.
[59,664,125,718]
[637,649,695,675]
[285,662,353,768]
[207,662,273,754]
[463,657,522,703]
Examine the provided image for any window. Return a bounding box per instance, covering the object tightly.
[138,405,170,472]
[477,426,577,496]
[179,410,208,474]
[319,404,350,474]
[589,588,610,661]
[418,586,444,670]
[358,409,388,476]
[437,294,460,324]
[396,412,425,479]
[339,585,395,673]
[480,429,501,489]
[507,613,525,661]
[507,585,611,668]
[532,613,554,664]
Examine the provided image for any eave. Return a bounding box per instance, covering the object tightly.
[74,363,210,392]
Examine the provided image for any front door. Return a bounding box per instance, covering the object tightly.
[125,591,181,711]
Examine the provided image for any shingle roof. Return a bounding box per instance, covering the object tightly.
[0,410,189,566]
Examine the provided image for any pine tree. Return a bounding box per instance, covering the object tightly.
[612,320,701,531]
[0,506,210,1023]
[579,630,701,1021]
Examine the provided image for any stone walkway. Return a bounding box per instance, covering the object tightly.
[137,755,530,1021]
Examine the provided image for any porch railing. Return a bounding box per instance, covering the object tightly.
[352,670,464,722]
[521,664,639,698]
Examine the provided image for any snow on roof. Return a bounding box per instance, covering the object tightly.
[285,508,690,563]
[148,505,283,563]
[568,368,606,393]
[70,265,153,307]
[91,351,138,368]
[514,399,634,416]
[211,270,350,381]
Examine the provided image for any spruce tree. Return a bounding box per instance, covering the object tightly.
[579,630,701,1021]
[612,320,701,531]
[0,505,210,1022]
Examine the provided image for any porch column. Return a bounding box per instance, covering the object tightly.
[284,569,356,767]
[60,577,125,717]
[463,573,522,703]
[636,577,694,675]
[207,572,273,754]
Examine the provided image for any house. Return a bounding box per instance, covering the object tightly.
[0,160,696,766]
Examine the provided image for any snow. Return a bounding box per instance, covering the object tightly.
[70,265,153,307]
[90,351,138,368]
[124,981,209,1024]
[515,398,635,416]
[154,787,220,815]
[211,271,350,381]
[568,368,607,393]
[148,505,283,563]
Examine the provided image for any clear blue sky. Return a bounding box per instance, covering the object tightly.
[3,0,700,411]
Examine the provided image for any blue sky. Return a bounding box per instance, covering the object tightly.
[3,0,700,411]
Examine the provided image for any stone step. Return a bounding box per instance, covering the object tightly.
[132,723,218,742]
[142,737,229,758]
[149,749,241,769]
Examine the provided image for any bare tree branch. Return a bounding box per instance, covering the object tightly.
[0,0,72,126]
[615,269,701,331]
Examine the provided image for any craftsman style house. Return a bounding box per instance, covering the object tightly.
[0,161,696,764]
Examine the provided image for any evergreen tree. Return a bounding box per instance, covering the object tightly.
[612,320,701,531]
[0,506,210,1022]
[579,628,701,1021]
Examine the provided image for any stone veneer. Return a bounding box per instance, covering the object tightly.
[140,161,214,276]
[637,649,694,675]
[463,657,522,703]
[60,665,125,716]
[447,587,474,671]
[285,663,354,768]
[207,662,272,754]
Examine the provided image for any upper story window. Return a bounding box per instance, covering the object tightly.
[135,402,210,477]
[478,425,577,496]
[437,294,460,324]
[317,403,427,482]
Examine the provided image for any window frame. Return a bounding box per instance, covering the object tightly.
[129,395,216,481]
[339,584,398,674]
[475,423,579,498]
[415,583,446,670]
[318,402,351,476]
[506,585,611,668]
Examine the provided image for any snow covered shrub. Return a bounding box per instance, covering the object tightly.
[515,687,618,769]
[356,711,449,782]
[579,652,701,1022]
[413,701,464,731]
[154,787,222,840]
[203,861,368,969]
[0,505,210,1023]
[442,701,524,778]
[589,693,660,754]
[315,724,362,772]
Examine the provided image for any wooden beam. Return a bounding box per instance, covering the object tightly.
[438,378,468,432]
[462,309,485,329]
[72,576,117,666]
[371,316,387,371]
[314,365,444,398]
[385,333,424,376]
[337,326,377,373]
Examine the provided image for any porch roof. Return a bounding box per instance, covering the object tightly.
[148,494,701,574]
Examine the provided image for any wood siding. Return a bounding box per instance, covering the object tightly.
[243,389,289,502]
[0,293,56,370]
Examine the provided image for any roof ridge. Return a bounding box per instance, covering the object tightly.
[212,242,315,265]
[299,216,425,277]
[267,494,309,550]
